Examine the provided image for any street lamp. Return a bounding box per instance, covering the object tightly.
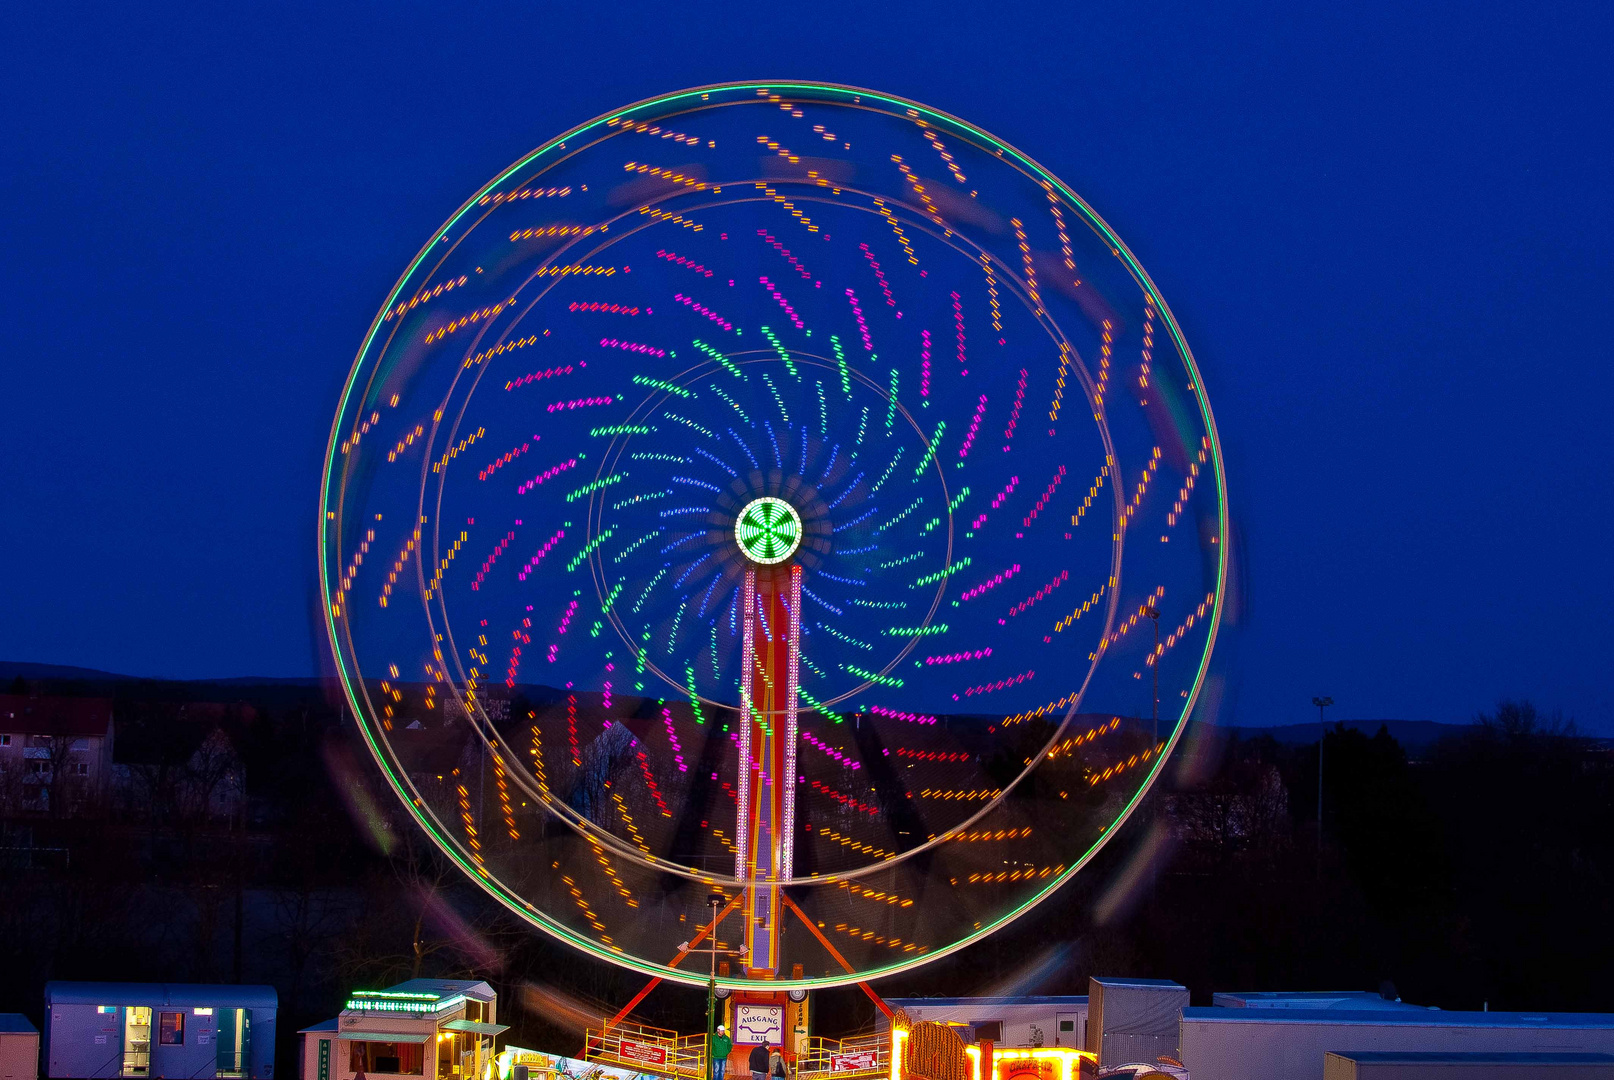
[1312,696,1333,849]
[681,893,747,1080]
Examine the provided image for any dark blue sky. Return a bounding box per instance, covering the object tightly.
[2,2,1609,730]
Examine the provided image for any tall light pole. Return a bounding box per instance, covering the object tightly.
[1312,696,1333,855]
[682,893,745,1080]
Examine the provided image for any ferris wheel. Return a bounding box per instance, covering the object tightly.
[320,82,1228,992]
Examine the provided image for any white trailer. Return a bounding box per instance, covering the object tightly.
[1181,1008,1614,1080]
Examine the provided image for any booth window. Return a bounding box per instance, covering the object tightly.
[350,1041,424,1075]
[159,1011,185,1045]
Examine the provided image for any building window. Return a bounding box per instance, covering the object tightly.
[159,1011,185,1045]
[77,762,90,775]
[351,1041,424,1075]
[0,734,10,746]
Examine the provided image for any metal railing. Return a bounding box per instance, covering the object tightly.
[795,1031,889,1080]
[585,1019,707,1079]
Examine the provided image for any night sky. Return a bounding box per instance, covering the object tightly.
[2,2,1609,730]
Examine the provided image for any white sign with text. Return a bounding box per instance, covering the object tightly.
[734,1004,783,1044]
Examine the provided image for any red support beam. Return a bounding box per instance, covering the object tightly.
[605,895,744,1030]
[780,894,893,1018]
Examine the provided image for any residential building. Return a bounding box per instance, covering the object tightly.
[112,722,246,826]
[0,696,115,816]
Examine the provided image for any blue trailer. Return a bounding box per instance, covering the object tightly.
[43,982,276,1079]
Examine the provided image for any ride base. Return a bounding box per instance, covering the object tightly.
[584,1010,1096,1080]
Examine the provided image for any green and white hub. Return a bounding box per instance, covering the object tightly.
[735,497,803,565]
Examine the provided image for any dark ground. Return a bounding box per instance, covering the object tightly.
[2,669,1609,1072]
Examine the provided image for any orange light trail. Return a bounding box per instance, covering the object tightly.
[431,426,486,474]
[455,779,482,864]
[638,206,702,231]
[1052,580,1107,635]
[832,921,924,953]
[508,225,599,242]
[754,182,819,232]
[424,300,512,344]
[1166,436,1212,531]
[1141,591,1217,670]
[1069,467,1107,528]
[1012,217,1043,315]
[385,275,469,321]
[958,865,1066,885]
[606,115,706,145]
[811,826,892,860]
[338,409,381,456]
[387,423,426,463]
[1088,744,1164,787]
[332,524,376,618]
[839,881,915,907]
[1043,180,1075,271]
[378,525,419,609]
[1090,588,1166,659]
[890,154,943,226]
[622,161,709,190]
[918,123,967,184]
[756,134,801,164]
[492,750,519,840]
[424,526,470,600]
[535,264,617,278]
[478,185,571,207]
[1049,341,1072,423]
[1120,447,1162,527]
[872,199,915,262]
[1046,716,1122,758]
[983,254,1002,334]
[939,826,1034,842]
[1093,319,1114,414]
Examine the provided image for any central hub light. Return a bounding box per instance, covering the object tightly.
[735,496,803,565]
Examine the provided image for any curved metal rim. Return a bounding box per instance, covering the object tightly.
[318,79,1230,989]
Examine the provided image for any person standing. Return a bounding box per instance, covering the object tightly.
[749,1042,770,1080]
[769,1046,787,1080]
[712,1025,732,1080]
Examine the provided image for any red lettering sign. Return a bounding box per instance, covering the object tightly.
[619,1039,669,1067]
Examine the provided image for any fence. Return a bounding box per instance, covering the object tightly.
[585,1019,708,1079]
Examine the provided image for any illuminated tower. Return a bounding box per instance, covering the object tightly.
[733,496,804,977]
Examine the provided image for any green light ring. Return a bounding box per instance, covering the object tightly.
[318,81,1230,988]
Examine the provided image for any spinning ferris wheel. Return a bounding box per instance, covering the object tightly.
[320,82,1228,993]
